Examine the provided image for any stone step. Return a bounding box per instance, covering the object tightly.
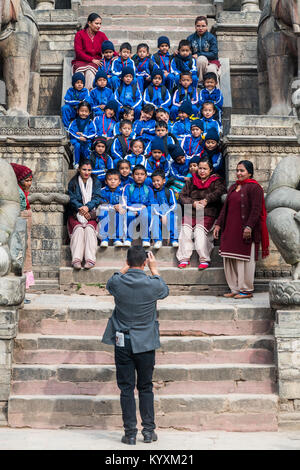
[18,295,274,336]
[80,3,215,18]
[13,334,275,365]
[11,364,277,396]
[8,394,279,431]
[60,245,223,268]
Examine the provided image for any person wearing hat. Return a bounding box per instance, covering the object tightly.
[203,127,224,178]
[187,155,201,177]
[90,136,114,184]
[94,100,118,138]
[177,156,226,270]
[145,136,170,185]
[171,101,195,142]
[133,43,158,93]
[61,72,90,129]
[167,143,191,198]
[143,69,171,112]
[111,42,136,91]
[89,70,114,116]
[98,40,115,88]
[151,36,174,91]
[199,72,223,122]
[114,66,142,120]
[10,163,34,303]
[170,71,199,121]
[182,118,205,159]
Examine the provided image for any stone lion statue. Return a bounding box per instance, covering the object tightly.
[0,0,40,116]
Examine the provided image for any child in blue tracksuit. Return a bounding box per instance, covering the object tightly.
[125,138,146,170]
[88,70,114,116]
[150,168,178,248]
[143,69,171,111]
[98,40,115,89]
[132,103,156,146]
[133,43,158,93]
[114,66,142,120]
[122,164,155,247]
[199,102,221,136]
[171,101,195,143]
[167,143,191,198]
[155,108,173,132]
[94,100,118,138]
[113,106,135,137]
[61,72,90,129]
[109,119,133,163]
[116,159,134,187]
[145,120,178,159]
[170,71,199,121]
[169,39,198,88]
[198,72,223,123]
[67,101,96,168]
[151,36,174,91]
[89,136,114,184]
[145,136,170,185]
[97,169,125,247]
[182,119,205,159]
[111,42,136,91]
[203,127,225,177]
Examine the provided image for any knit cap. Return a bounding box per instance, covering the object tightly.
[205,128,220,142]
[72,72,85,86]
[11,163,32,182]
[104,100,119,115]
[189,155,201,165]
[151,68,164,80]
[121,66,135,79]
[102,40,115,53]
[168,144,185,161]
[158,36,170,47]
[92,136,107,150]
[151,137,165,153]
[191,119,204,131]
[178,101,193,116]
[94,70,108,82]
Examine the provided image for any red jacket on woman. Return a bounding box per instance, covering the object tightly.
[72,29,109,71]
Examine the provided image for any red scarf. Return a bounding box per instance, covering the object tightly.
[236,178,269,258]
[192,173,220,190]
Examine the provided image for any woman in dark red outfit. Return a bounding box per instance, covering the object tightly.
[72,13,111,91]
[213,160,269,299]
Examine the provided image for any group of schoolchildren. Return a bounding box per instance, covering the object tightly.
[62,35,225,248]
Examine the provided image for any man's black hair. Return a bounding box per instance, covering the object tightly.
[127,246,147,267]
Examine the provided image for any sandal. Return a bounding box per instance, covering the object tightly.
[178,261,190,269]
[234,292,253,299]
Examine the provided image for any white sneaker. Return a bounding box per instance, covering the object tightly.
[100,240,109,248]
[123,240,132,247]
[142,241,151,248]
[113,240,123,247]
[171,241,179,248]
[153,241,162,249]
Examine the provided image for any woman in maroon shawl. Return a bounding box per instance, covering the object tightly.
[72,13,112,91]
[214,160,269,299]
[177,157,226,270]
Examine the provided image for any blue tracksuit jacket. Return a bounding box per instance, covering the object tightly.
[122,182,155,210]
[110,135,132,162]
[94,114,116,138]
[111,57,136,78]
[199,117,221,135]
[169,159,190,181]
[89,151,114,183]
[182,135,205,158]
[145,154,170,180]
[133,119,156,144]
[88,86,114,115]
[170,55,198,87]
[120,174,134,187]
[125,153,146,170]
[171,118,192,139]
[114,82,142,111]
[64,87,90,106]
[199,87,223,109]
[143,84,171,110]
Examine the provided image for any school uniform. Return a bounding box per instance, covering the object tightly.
[89,150,114,183]
[114,82,142,120]
[110,135,132,163]
[143,84,171,111]
[125,153,146,170]
[199,117,221,136]
[145,134,178,160]
[170,85,199,121]
[169,159,190,182]
[132,119,156,146]
[171,118,192,142]
[151,185,178,243]
[68,117,96,166]
[199,87,223,122]
[111,57,136,90]
[133,55,158,93]
[145,154,170,185]
[203,147,225,178]
[89,86,114,116]
[113,122,135,139]
[120,174,134,188]
[182,135,205,158]
[98,59,114,89]
[98,185,125,242]
[122,182,155,243]
[61,87,90,129]
[151,51,174,90]
[169,54,198,88]
[94,113,116,138]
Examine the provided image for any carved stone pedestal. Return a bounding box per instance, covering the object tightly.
[270,280,300,430]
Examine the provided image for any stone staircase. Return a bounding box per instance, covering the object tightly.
[8,293,279,431]
[78,0,216,51]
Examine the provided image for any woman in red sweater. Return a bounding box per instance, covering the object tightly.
[72,13,112,91]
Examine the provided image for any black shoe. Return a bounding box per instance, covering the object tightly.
[121,435,136,445]
[143,431,158,443]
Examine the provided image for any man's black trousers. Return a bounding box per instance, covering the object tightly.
[114,336,155,437]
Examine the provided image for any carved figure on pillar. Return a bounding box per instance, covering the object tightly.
[257,0,299,115]
[0,0,40,116]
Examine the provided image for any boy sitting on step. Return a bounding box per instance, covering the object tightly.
[97,169,125,247]
[145,136,170,185]
[122,164,155,247]
[171,101,195,143]
[170,71,199,121]
[169,39,198,88]
[143,69,171,112]
[132,103,156,146]
[198,72,223,123]
[145,121,179,159]
[111,42,136,91]
[151,36,174,91]
[89,70,114,117]
[109,119,133,163]
[150,169,178,249]
[98,40,115,89]
[167,143,191,198]
[94,100,118,139]
[89,136,114,184]
[114,66,142,119]
[133,43,158,93]
[61,72,90,129]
